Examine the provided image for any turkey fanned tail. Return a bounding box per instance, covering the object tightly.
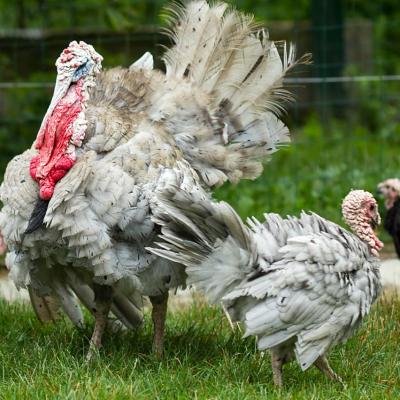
[154,0,311,188]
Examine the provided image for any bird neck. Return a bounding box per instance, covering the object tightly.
[385,195,400,210]
[30,74,94,200]
[351,219,383,257]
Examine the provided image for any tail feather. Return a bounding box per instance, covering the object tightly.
[198,11,254,92]
[112,294,144,330]
[233,41,297,117]
[161,1,310,188]
[64,269,143,330]
[149,185,255,303]
[163,1,229,79]
[51,277,85,328]
[28,287,60,323]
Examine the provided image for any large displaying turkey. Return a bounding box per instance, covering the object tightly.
[377,178,400,258]
[149,188,383,385]
[0,1,307,357]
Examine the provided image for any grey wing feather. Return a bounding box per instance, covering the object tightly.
[28,287,60,323]
[0,149,38,243]
[149,180,255,303]
[224,222,381,370]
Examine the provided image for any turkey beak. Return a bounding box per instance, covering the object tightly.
[370,213,380,230]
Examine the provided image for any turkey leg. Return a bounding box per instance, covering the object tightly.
[314,355,344,385]
[149,292,169,358]
[271,349,284,387]
[86,283,113,361]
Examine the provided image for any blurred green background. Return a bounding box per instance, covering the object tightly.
[0,0,399,230]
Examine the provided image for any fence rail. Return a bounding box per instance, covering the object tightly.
[2,74,400,89]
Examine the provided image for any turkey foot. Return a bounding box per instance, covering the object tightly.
[149,292,169,358]
[314,355,344,386]
[86,283,113,362]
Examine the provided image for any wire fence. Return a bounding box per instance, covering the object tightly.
[3,74,400,89]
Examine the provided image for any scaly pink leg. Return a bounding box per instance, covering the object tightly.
[86,284,113,361]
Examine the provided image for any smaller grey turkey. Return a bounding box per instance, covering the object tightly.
[377,178,400,258]
[149,188,383,386]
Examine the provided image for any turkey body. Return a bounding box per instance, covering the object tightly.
[0,1,306,354]
[149,187,382,384]
[223,214,381,371]
[0,68,193,327]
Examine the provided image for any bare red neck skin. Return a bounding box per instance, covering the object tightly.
[354,221,384,257]
[30,78,84,200]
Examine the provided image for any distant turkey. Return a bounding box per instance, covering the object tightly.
[0,1,308,358]
[150,189,383,385]
[377,178,400,257]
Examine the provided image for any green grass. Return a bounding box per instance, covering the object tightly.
[1,114,400,398]
[1,295,399,399]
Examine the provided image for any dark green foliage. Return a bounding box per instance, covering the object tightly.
[0,0,310,30]
[216,116,400,241]
[0,0,166,30]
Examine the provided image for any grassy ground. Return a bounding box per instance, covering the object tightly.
[1,294,399,399]
[1,117,399,398]
[1,121,400,399]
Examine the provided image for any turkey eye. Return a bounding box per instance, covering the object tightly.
[72,60,89,82]
[370,204,375,211]
[75,61,88,74]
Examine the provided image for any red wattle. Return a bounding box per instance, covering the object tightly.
[30,79,84,200]
[36,154,75,200]
[29,155,40,180]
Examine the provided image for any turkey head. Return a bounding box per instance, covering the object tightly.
[342,190,383,256]
[30,41,102,201]
[26,41,102,234]
[377,178,400,209]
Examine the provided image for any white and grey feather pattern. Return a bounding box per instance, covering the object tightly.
[149,186,381,372]
[0,1,307,331]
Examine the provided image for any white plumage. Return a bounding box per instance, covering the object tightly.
[149,187,382,385]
